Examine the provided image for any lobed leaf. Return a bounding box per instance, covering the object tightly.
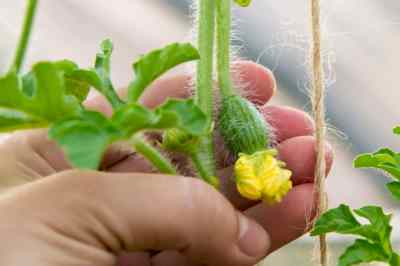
[353,206,392,249]
[54,60,91,102]
[387,182,400,201]
[49,111,122,169]
[22,60,91,102]
[128,43,200,102]
[354,149,400,180]
[50,99,208,169]
[338,239,389,266]
[0,62,81,132]
[311,204,360,236]
[312,205,392,247]
[113,99,209,137]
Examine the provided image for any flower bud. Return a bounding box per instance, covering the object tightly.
[162,129,199,155]
[234,150,293,205]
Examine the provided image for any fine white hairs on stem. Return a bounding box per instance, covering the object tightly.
[309,0,328,266]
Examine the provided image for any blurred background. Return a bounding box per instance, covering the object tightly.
[1,1,399,265]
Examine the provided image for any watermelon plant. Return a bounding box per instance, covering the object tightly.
[5,1,399,266]
[312,126,400,266]
[1,0,292,204]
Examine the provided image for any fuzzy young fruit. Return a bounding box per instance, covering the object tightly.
[218,95,293,204]
[218,95,270,155]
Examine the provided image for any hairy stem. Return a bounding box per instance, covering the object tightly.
[131,134,177,175]
[193,0,217,184]
[191,139,219,188]
[11,0,38,73]
[216,0,235,97]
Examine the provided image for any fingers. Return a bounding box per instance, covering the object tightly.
[244,183,316,252]
[232,60,276,105]
[278,136,334,185]
[261,105,315,143]
[1,170,270,266]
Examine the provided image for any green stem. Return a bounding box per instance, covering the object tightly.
[196,0,215,115]
[192,0,217,184]
[131,134,177,175]
[103,78,125,110]
[191,139,219,188]
[216,0,235,97]
[11,0,38,73]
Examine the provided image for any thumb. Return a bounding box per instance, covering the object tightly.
[0,170,270,266]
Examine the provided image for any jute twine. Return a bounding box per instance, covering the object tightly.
[310,0,328,265]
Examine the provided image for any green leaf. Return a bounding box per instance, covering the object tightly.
[394,126,400,135]
[389,253,400,266]
[50,99,208,169]
[112,99,209,137]
[338,239,389,266]
[22,60,91,102]
[312,205,393,247]
[54,60,91,102]
[379,165,400,180]
[128,43,200,102]
[353,206,392,248]
[0,62,81,132]
[234,0,252,7]
[158,99,209,135]
[354,151,400,180]
[387,182,400,201]
[311,204,360,236]
[49,111,121,169]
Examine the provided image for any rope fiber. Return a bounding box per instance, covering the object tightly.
[310,0,328,265]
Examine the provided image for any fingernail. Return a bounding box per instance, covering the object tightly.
[237,212,270,258]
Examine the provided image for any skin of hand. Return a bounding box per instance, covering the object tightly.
[0,61,333,266]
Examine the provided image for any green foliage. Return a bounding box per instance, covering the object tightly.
[354,147,400,180]
[128,43,200,102]
[1,24,207,174]
[313,128,400,266]
[54,60,91,102]
[22,59,90,102]
[311,205,397,266]
[50,99,208,169]
[394,126,400,135]
[387,182,400,201]
[338,239,390,266]
[49,111,121,169]
[0,62,81,132]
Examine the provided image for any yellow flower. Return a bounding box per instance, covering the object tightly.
[234,150,293,205]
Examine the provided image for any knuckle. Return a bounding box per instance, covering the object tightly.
[182,177,231,225]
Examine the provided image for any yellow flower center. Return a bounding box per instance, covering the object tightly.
[234,150,293,205]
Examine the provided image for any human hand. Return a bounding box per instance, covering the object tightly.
[0,61,333,266]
